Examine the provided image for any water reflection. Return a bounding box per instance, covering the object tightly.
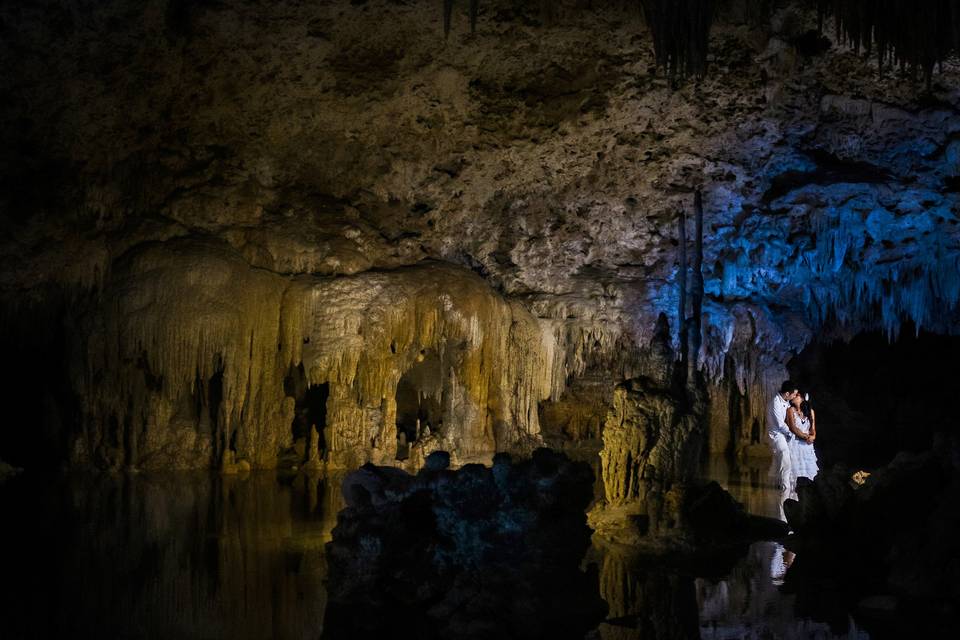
[1,471,342,640]
[0,459,868,639]
[702,455,785,520]
[696,457,869,640]
[592,543,701,640]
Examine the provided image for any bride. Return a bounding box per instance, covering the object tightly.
[786,392,818,490]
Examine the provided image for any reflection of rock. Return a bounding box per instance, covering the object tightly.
[0,472,339,638]
[784,438,960,634]
[2,0,960,483]
[594,542,701,640]
[324,449,607,639]
[696,540,843,639]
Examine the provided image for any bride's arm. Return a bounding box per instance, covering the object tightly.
[786,407,808,441]
[809,409,816,440]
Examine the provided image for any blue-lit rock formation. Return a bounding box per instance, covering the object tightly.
[323,449,607,639]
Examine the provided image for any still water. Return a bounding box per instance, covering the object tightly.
[0,460,867,639]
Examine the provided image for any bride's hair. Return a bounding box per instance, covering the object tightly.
[800,392,814,416]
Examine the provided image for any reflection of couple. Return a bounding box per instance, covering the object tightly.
[767,381,819,500]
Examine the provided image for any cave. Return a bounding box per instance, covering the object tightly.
[286,372,329,443]
[284,364,330,461]
[302,384,330,446]
[2,0,960,637]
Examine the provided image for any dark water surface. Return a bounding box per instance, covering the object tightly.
[0,460,868,639]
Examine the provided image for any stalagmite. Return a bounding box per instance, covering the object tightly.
[595,378,702,522]
[306,426,322,469]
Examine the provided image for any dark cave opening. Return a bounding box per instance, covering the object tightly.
[208,369,224,429]
[788,325,960,470]
[299,384,329,451]
[395,351,444,459]
[284,364,329,457]
[207,364,229,463]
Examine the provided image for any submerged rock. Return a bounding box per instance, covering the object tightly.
[324,448,607,639]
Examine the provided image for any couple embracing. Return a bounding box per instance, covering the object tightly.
[767,380,819,496]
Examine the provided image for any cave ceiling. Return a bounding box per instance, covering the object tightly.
[2,0,959,372]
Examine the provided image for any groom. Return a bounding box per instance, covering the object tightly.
[767,381,799,491]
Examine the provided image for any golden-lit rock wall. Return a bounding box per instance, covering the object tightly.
[73,237,555,470]
[592,377,706,545]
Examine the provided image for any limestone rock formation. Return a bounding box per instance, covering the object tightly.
[592,375,786,549]
[68,237,555,470]
[599,377,702,507]
[1,0,959,468]
[324,449,607,639]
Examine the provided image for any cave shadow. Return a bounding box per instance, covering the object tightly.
[788,324,960,470]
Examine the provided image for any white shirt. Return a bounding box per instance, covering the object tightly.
[767,394,792,439]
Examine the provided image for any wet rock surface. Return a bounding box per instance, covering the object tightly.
[324,449,607,639]
[783,438,960,635]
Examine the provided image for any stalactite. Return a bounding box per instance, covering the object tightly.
[640,0,717,79]
[816,0,960,87]
[690,189,705,381]
[470,0,480,33]
[677,206,689,389]
[444,0,454,37]
[443,0,483,36]
[441,0,726,73]
[541,0,559,26]
[798,205,960,339]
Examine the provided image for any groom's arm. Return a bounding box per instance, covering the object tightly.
[771,398,792,438]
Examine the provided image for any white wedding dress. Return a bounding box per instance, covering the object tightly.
[789,413,819,484]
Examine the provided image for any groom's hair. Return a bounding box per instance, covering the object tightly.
[779,380,796,394]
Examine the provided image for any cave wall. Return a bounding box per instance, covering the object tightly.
[68,237,556,470]
[2,0,959,468]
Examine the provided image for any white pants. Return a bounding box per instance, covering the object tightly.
[768,431,792,492]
